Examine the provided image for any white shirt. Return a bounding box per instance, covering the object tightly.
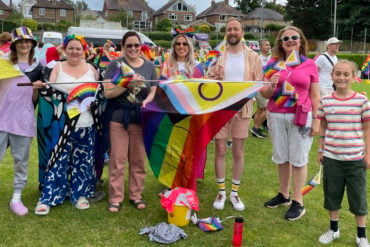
[315,52,338,89]
[224,51,244,81]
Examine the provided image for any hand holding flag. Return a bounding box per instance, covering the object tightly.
[111,61,135,88]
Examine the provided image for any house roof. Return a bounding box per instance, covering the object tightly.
[104,0,153,12]
[32,0,73,10]
[245,7,284,21]
[153,0,196,16]
[197,0,243,18]
[0,0,12,10]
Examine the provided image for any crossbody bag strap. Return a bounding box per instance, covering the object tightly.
[322,54,334,66]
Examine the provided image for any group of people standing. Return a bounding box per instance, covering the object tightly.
[0,20,369,246]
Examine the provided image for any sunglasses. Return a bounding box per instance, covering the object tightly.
[125,43,141,48]
[281,35,300,42]
[175,42,189,47]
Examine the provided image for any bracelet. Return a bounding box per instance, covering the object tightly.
[318,148,324,153]
[319,136,325,138]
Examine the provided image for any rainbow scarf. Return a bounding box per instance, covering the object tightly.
[142,80,263,190]
[159,62,204,81]
[263,50,307,79]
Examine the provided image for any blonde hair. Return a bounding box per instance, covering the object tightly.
[168,34,196,77]
[273,26,308,59]
[332,59,358,76]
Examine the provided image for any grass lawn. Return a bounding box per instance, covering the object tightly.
[1,82,370,247]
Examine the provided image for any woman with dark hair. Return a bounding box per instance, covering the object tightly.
[0,27,43,216]
[260,26,320,221]
[104,31,157,212]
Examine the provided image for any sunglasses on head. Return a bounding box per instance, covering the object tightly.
[125,43,141,48]
[175,42,188,47]
[281,35,300,42]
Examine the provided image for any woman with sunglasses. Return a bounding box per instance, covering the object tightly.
[103,31,157,213]
[260,26,320,221]
[159,31,204,80]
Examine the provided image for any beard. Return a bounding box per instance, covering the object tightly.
[227,35,242,46]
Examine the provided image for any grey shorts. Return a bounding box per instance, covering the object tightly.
[267,112,313,167]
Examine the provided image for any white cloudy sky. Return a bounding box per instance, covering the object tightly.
[5,0,287,14]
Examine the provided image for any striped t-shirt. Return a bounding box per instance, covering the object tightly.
[318,92,370,161]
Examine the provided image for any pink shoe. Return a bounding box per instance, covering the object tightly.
[10,201,28,216]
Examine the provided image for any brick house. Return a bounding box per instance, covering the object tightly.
[152,0,197,29]
[196,0,243,32]
[242,7,289,35]
[31,0,74,24]
[19,0,37,19]
[0,0,12,19]
[103,0,154,31]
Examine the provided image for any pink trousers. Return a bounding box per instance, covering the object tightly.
[108,121,146,204]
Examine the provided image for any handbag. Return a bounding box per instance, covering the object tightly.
[294,102,310,126]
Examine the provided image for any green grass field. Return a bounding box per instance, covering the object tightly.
[1,82,370,247]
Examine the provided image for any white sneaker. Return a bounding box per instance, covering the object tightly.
[230,195,245,211]
[356,237,370,247]
[213,193,226,210]
[319,229,340,244]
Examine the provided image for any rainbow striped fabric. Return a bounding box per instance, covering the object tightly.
[142,79,263,190]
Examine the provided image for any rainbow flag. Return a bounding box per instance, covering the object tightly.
[362,54,370,77]
[0,58,23,80]
[205,50,221,68]
[111,61,135,87]
[302,165,322,196]
[142,80,263,190]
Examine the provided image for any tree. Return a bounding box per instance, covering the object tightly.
[196,25,211,34]
[156,18,172,32]
[234,0,261,14]
[336,0,370,41]
[285,0,332,40]
[264,0,286,15]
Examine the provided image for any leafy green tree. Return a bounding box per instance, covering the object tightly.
[234,0,261,14]
[22,19,38,30]
[264,0,286,15]
[336,0,370,41]
[156,18,172,32]
[285,0,331,40]
[196,25,211,34]
[106,10,133,29]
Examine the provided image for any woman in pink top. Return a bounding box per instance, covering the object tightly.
[260,26,320,221]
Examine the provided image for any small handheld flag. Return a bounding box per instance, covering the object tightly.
[302,165,322,196]
[111,62,135,88]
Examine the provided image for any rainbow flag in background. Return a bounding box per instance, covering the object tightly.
[362,54,370,77]
[142,80,263,190]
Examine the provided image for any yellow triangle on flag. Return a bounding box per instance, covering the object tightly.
[0,58,23,80]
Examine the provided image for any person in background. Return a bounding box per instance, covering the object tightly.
[260,26,320,220]
[250,39,271,138]
[35,34,99,216]
[315,37,342,97]
[317,60,370,247]
[208,18,262,211]
[104,31,157,213]
[0,31,12,55]
[0,26,43,216]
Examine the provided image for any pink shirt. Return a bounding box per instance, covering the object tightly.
[267,59,318,113]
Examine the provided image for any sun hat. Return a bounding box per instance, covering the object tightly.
[325,37,342,46]
[10,26,37,50]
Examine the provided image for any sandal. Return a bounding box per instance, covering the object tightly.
[130,199,146,210]
[108,203,121,213]
[75,197,90,210]
[88,191,106,203]
[35,203,50,216]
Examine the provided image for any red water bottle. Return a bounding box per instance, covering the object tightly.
[232,216,244,247]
